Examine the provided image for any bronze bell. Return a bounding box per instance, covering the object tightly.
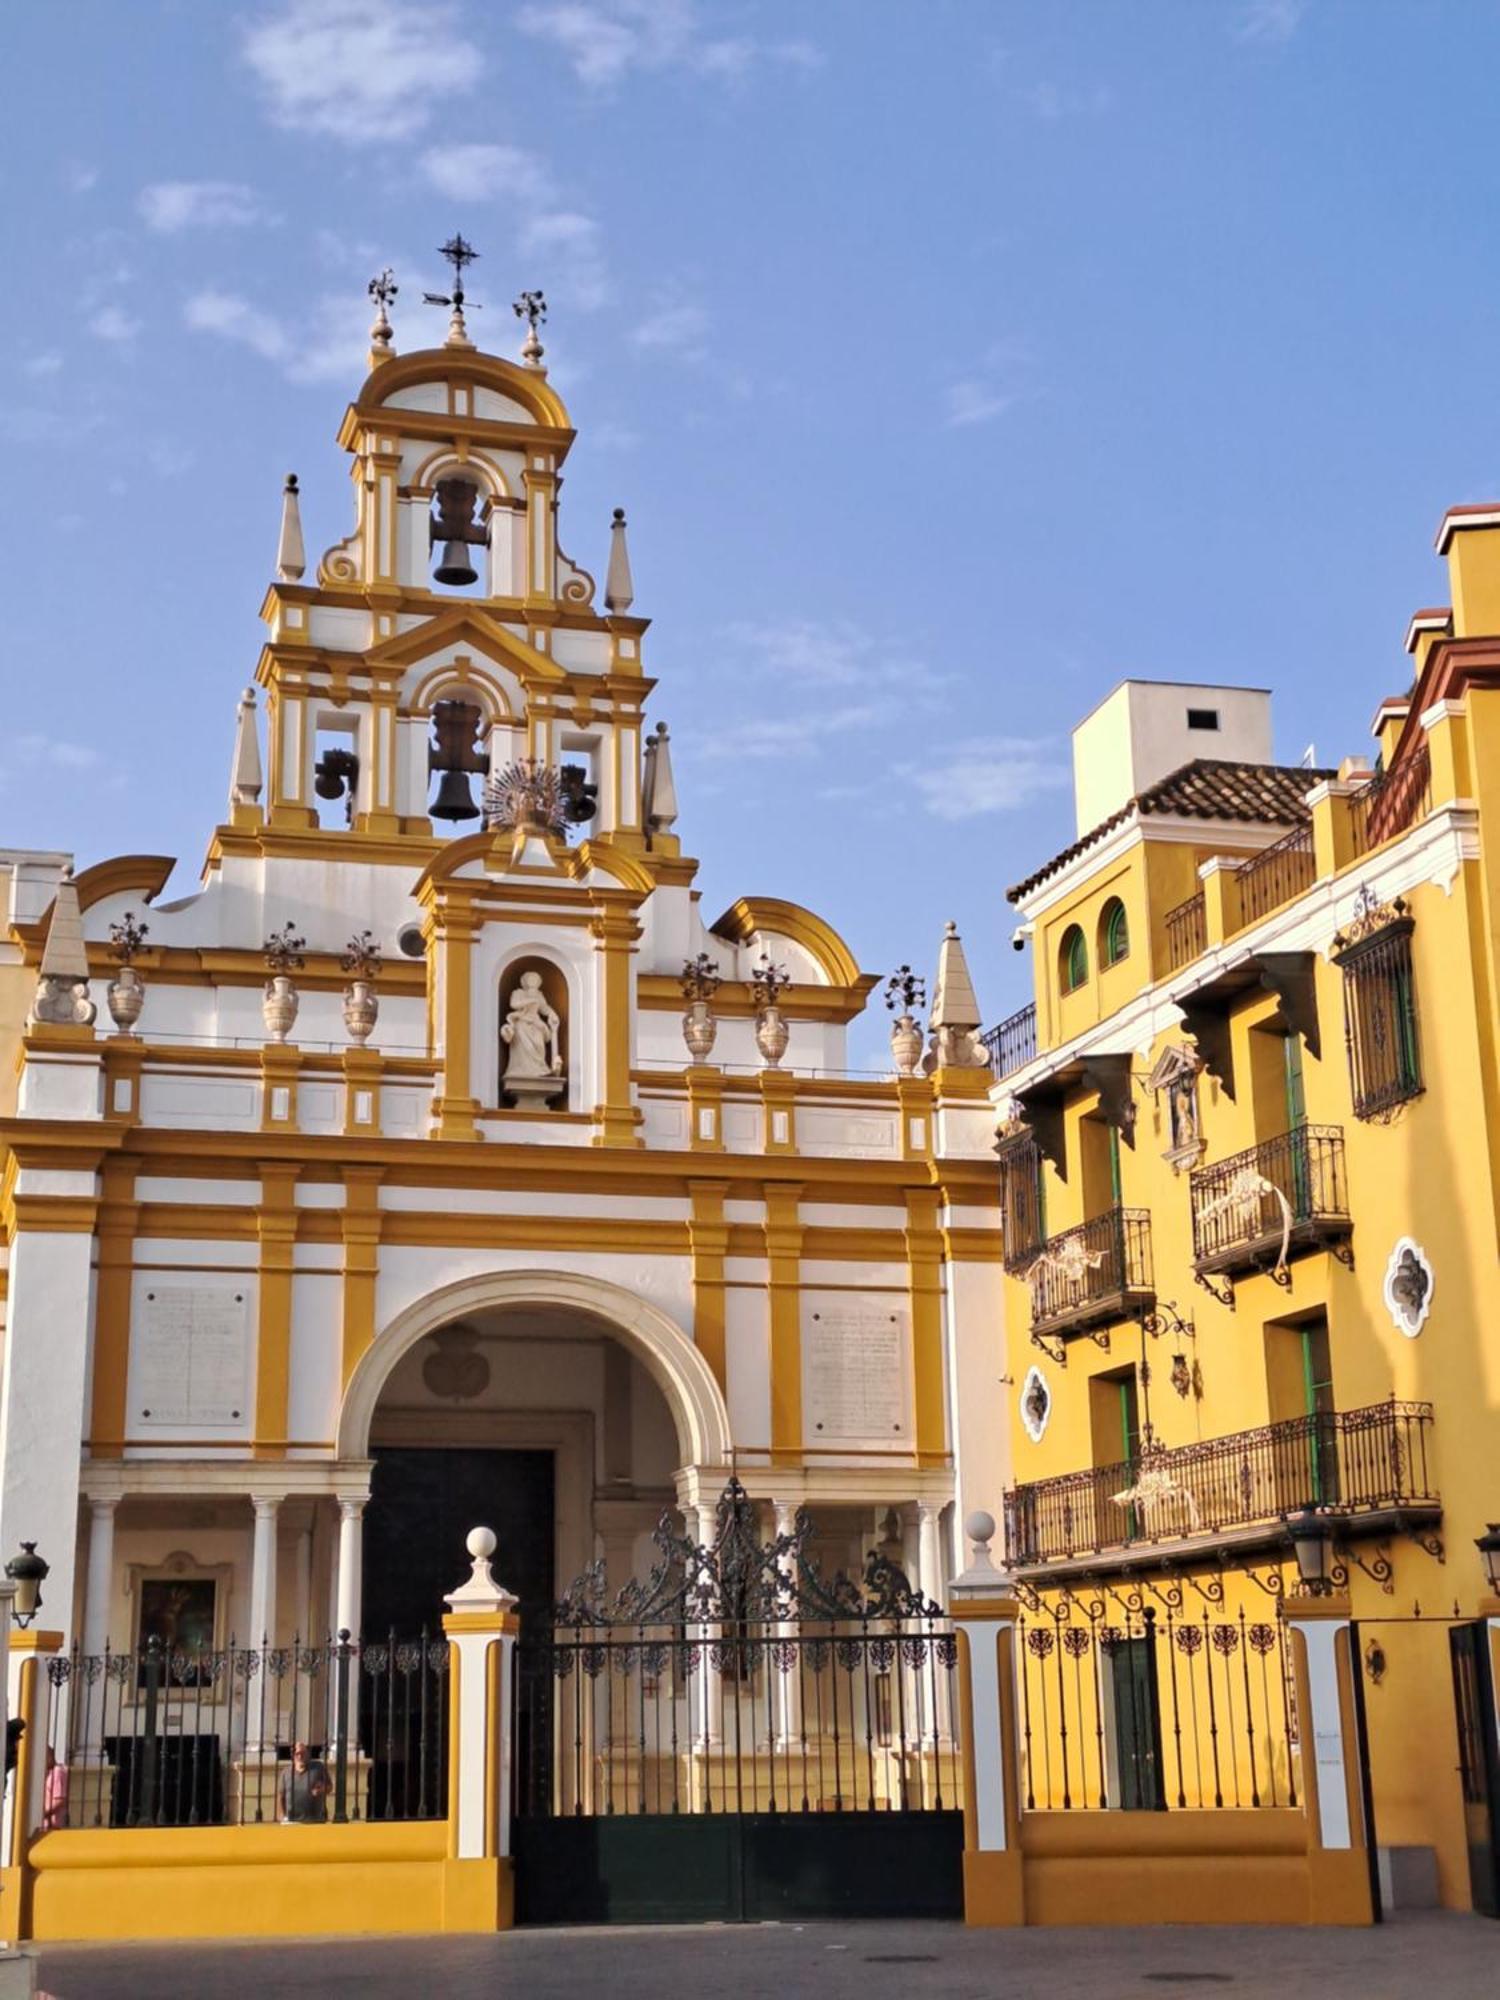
[430,768,481,821]
[433,538,479,587]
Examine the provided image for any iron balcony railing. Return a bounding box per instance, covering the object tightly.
[1004,1398,1437,1569]
[1350,740,1432,857]
[1165,892,1207,972]
[982,1001,1037,1078]
[1027,1206,1154,1341]
[1236,820,1315,927]
[1189,1124,1350,1277]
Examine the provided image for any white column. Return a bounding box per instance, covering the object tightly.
[249,1496,281,1645]
[772,1500,801,1749]
[915,1501,945,1608]
[951,1512,1015,1854]
[82,1496,119,1657]
[294,1521,313,1643]
[444,1529,518,1863]
[1287,1613,1354,1849]
[336,1497,365,1641]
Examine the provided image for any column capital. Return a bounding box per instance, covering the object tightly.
[337,1494,367,1523]
[250,1493,285,1520]
[88,1493,122,1519]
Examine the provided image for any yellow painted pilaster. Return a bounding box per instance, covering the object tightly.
[906,1187,947,1464]
[688,1179,730,1392]
[253,1163,298,1458]
[434,898,480,1142]
[590,905,643,1148]
[260,1043,302,1133]
[89,1155,138,1458]
[896,1075,935,1162]
[342,1046,383,1138]
[355,687,400,835]
[685,1066,726,1151]
[340,1167,383,1389]
[101,1036,145,1124]
[522,459,558,609]
[765,1182,804,1462]
[759,1069,797,1155]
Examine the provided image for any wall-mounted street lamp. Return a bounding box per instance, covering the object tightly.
[4,1543,48,1628]
[1285,1510,1335,1595]
[1476,1524,1500,1595]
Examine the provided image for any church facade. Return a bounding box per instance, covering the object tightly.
[0,288,1005,1722]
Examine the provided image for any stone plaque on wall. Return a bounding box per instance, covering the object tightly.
[135,1284,251,1426]
[802,1299,908,1442]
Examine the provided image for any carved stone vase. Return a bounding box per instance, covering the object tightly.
[262,975,300,1045]
[107,967,145,1035]
[889,1013,923,1077]
[682,999,717,1064]
[754,1005,790,1069]
[343,979,379,1046]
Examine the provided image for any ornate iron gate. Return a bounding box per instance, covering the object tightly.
[513,1480,964,1924]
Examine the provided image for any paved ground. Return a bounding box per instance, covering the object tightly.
[29,1913,1500,2000]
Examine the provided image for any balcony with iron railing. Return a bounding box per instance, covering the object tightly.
[982,1001,1037,1080]
[1350,740,1432,857]
[1004,1397,1437,1573]
[1165,890,1207,972]
[1189,1124,1351,1285]
[1236,819,1316,926]
[1026,1205,1154,1347]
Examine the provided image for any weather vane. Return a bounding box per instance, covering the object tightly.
[513,289,547,367]
[367,267,397,358]
[424,235,481,344]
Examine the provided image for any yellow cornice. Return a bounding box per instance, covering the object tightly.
[260,581,640,639]
[710,897,865,990]
[202,825,444,876]
[635,974,875,1026]
[362,604,567,683]
[343,345,574,436]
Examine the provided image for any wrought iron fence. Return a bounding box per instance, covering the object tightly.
[1236,821,1315,926]
[1028,1207,1154,1338]
[981,1002,1037,1079]
[1349,741,1432,856]
[1004,1398,1436,1568]
[1165,892,1207,971]
[515,1480,962,1823]
[1189,1124,1348,1272]
[1016,1598,1299,1812]
[38,1630,449,1829]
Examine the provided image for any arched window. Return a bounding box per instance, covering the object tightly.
[1100,899,1130,969]
[1060,925,1088,994]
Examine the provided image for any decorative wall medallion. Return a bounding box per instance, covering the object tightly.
[1020,1364,1052,1444]
[422,1323,491,1400]
[1383,1237,1433,1339]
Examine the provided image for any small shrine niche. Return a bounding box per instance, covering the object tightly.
[1147,1044,1204,1171]
[499,955,568,1110]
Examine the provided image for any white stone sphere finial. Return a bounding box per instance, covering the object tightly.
[467,1525,497,1562]
[964,1510,997,1561]
[445,1522,517,1616]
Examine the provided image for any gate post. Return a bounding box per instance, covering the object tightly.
[1285,1593,1375,1924]
[949,1513,1025,1927]
[440,1527,520,1933]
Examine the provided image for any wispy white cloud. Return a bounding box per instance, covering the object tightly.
[184,289,288,362]
[23,353,63,378]
[64,162,99,194]
[184,287,376,385]
[898,737,1069,821]
[13,733,101,772]
[943,337,1035,430]
[632,300,710,355]
[516,0,821,89]
[1234,0,1306,45]
[721,618,949,695]
[139,180,275,232]
[520,209,611,311]
[89,304,141,344]
[241,0,479,142]
[1028,80,1113,120]
[705,702,894,760]
[419,142,552,205]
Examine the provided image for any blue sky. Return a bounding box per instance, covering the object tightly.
[5,0,1499,1047]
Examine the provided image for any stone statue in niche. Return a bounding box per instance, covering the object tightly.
[1146,1044,1204,1171]
[501,969,565,1107]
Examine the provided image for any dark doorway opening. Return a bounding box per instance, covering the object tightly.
[363,1446,556,1636]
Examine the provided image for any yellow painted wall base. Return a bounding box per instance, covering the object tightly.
[964,1813,1374,1928]
[25,1823,514,1942]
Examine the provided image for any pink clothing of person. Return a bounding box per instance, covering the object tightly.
[42,1759,69,1831]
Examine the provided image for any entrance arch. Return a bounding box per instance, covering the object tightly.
[337,1269,733,1471]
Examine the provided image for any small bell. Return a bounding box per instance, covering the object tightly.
[433,540,479,587]
[431,768,481,821]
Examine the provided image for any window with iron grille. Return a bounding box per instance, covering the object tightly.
[999,1130,1045,1271]
[1333,909,1421,1120]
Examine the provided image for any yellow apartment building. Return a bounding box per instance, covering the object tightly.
[989,503,1500,1918]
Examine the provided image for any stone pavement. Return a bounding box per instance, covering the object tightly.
[32,1913,1499,2000]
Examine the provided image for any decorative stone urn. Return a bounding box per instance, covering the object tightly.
[262,975,300,1044]
[754,1005,790,1069]
[107,967,146,1035]
[889,1014,923,1077]
[682,998,717,1064]
[343,980,378,1046]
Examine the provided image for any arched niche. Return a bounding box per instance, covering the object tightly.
[497,950,571,1111]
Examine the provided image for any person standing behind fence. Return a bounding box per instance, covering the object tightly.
[278,1740,330,1824]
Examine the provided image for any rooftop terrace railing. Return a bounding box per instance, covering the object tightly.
[1236,820,1316,926]
[981,1001,1038,1079]
[1165,891,1207,972]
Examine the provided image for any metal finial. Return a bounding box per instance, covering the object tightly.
[513,289,547,367]
[367,268,397,356]
[423,235,481,347]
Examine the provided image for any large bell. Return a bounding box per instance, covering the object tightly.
[430,768,481,821]
[433,539,479,587]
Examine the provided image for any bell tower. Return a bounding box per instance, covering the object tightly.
[243,240,653,853]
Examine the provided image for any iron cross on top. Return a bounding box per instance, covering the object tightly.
[423,233,481,313]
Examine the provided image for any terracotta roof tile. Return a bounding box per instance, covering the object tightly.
[1006,759,1335,904]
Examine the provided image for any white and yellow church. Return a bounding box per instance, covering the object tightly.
[0,273,1007,1735]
